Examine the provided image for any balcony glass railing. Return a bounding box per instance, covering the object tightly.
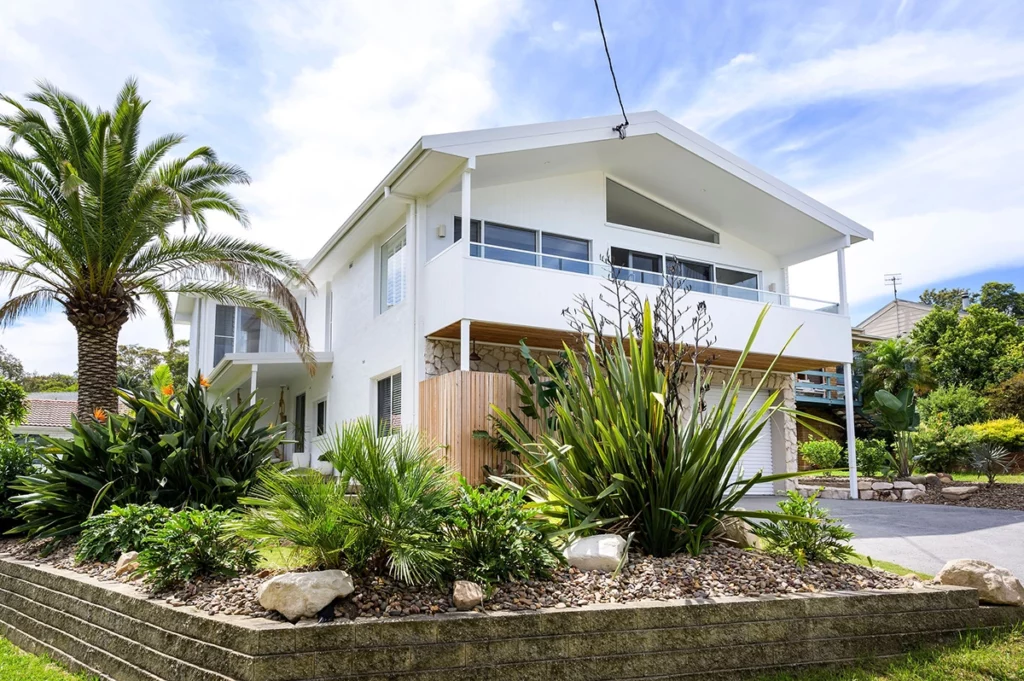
[461,243,841,314]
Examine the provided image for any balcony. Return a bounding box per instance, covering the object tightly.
[794,370,861,406]
[423,243,853,369]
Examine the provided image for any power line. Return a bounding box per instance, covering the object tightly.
[593,0,629,139]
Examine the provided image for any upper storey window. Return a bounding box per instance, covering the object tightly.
[606,179,719,245]
[380,227,407,313]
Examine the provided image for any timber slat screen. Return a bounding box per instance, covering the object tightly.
[419,370,538,485]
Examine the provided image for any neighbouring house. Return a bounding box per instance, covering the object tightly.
[853,298,968,341]
[14,392,78,440]
[175,111,873,494]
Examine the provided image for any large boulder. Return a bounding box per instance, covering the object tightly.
[453,580,484,611]
[564,534,627,572]
[936,559,1024,606]
[941,486,978,501]
[114,551,139,578]
[721,516,761,549]
[257,570,355,622]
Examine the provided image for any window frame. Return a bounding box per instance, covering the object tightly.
[293,392,307,454]
[213,305,236,366]
[455,215,592,273]
[603,174,721,247]
[315,397,328,438]
[375,372,402,436]
[379,226,408,314]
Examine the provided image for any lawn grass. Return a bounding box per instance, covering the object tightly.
[753,625,1024,680]
[846,553,932,581]
[0,638,96,681]
[951,472,1024,485]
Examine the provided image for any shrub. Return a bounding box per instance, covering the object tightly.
[137,508,258,591]
[967,417,1024,450]
[799,439,843,470]
[986,372,1024,420]
[445,480,560,584]
[912,414,976,473]
[0,440,33,532]
[918,385,988,428]
[235,467,354,570]
[11,378,285,538]
[75,504,173,564]
[753,489,855,565]
[493,303,803,557]
[971,443,1011,488]
[853,438,891,477]
[0,377,27,440]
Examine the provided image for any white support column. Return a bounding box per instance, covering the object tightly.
[460,158,475,257]
[460,319,471,371]
[844,361,858,499]
[249,364,258,407]
[837,245,858,499]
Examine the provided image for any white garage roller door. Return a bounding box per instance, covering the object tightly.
[705,387,775,495]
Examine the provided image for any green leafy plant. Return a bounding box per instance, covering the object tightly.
[912,413,976,473]
[753,489,856,565]
[319,418,456,584]
[445,479,560,584]
[918,385,988,428]
[11,378,285,538]
[856,337,932,407]
[75,504,173,564]
[0,439,33,532]
[494,302,809,557]
[967,417,1024,450]
[137,508,258,590]
[799,439,843,470]
[869,387,919,477]
[0,377,27,440]
[852,438,891,477]
[235,467,354,570]
[986,372,1024,420]
[971,443,1012,488]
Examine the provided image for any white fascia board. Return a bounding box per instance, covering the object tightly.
[424,111,873,244]
[778,236,851,268]
[306,140,426,274]
[172,294,196,324]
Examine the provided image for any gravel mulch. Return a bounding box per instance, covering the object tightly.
[910,482,1024,511]
[0,538,907,622]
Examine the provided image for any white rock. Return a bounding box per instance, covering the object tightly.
[257,570,354,622]
[894,481,917,489]
[871,482,894,490]
[453,580,484,611]
[721,516,760,549]
[857,480,875,491]
[564,534,627,572]
[860,490,875,500]
[941,486,979,500]
[114,551,139,578]
[901,489,925,501]
[936,559,1024,606]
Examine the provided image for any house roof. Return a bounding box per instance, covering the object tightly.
[853,299,966,330]
[20,398,77,429]
[304,110,874,275]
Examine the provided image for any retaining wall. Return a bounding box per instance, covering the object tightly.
[1,556,1022,681]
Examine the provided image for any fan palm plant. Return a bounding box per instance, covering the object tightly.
[0,79,312,419]
[856,337,932,407]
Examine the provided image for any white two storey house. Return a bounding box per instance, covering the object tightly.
[176,112,872,494]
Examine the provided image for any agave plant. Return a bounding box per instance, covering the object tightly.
[493,302,812,557]
[971,442,1011,488]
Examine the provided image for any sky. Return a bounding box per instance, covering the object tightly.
[1,0,1023,373]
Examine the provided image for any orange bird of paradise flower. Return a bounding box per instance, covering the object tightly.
[161,385,174,396]
[199,375,210,388]
[93,408,107,423]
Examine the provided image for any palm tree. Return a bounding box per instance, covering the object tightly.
[857,337,932,407]
[0,80,312,419]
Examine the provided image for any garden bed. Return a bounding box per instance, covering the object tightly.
[1,553,1021,681]
[0,538,907,621]
[798,475,1024,511]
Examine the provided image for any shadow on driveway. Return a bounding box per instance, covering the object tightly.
[740,496,1024,577]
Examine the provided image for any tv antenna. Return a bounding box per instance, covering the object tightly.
[885,273,903,336]
[884,273,902,302]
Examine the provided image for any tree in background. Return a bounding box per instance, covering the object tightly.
[986,373,1024,421]
[0,80,312,420]
[117,344,165,391]
[919,287,976,310]
[165,340,189,389]
[21,372,77,393]
[0,346,23,383]
[857,337,932,407]
[979,282,1024,321]
[0,376,27,439]
[916,306,1024,390]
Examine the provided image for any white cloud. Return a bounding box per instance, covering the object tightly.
[239,0,522,255]
[682,31,1024,133]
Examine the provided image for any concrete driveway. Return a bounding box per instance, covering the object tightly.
[740,496,1024,577]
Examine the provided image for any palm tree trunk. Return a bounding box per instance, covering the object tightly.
[76,326,120,420]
